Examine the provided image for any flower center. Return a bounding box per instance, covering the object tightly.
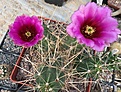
[25,31,31,37]
[85,25,95,35]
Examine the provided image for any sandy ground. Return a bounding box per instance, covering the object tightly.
[0,0,90,46]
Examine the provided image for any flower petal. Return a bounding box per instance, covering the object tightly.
[92,39,105,51]
[97,17,118,32]
[98,31,119,43]
[71,11,84,27]
[77,37,94,48]
[84,2,98,21]
[91,7,112,26]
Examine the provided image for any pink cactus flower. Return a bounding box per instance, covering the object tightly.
[9,15,44,48]
[67,2,121,51]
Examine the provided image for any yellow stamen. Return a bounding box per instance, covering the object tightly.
[25,31,31,37]
[85,25,95,35]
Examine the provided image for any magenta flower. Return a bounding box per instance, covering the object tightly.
[9,15,44,47]
[67,2,121,51]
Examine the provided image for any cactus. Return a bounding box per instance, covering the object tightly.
[35,65,65,92]
[19,18,121,91]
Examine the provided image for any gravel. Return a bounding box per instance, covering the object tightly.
[0,35,25,91]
